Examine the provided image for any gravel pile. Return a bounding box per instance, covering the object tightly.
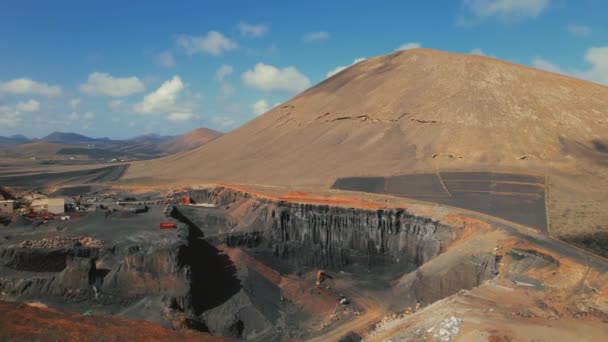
[19,236,104,249]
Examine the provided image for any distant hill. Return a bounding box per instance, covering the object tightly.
[41,132,111,144]
[129,133,175,143]
[0,135,30,144]
[0,127,222,161]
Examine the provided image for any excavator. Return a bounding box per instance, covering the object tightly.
[316,270,333,288]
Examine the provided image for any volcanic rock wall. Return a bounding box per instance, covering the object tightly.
[188,188,461,271]
[270,204,455,270]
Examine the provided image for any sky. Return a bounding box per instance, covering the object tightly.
[0,0,606,139]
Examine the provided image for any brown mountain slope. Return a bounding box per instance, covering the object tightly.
[159,127,222,154]
[126,48,608,185]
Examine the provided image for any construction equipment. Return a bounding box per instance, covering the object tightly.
[316,270,333,287]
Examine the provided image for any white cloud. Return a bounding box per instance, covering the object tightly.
[67,110,95,129]
[219,82,235,98]
[532,47,608,85]
[176,31,237,56]
[156,51,175,67]
[83,111,95,120]
[397,42,422,51]
[69,98,81,109]
[578,47,608,85]
[134,75,184,114]
[567,24,592,37]
[16,99,40,112]
[80,72,145,97]
[252,99,270,116]
[0,98,41,127]
[215,64,235,98]
[470,48,486,56]
[68,112,80,121]
[0,78,61,97]
[303,31,330,42]
[463,0,551,20]
[0,105,21,127]
[215,64,233,82]
[242,63,311,93]
[326,58,366,78]
[81,111,95,130]
[532,58,561,73]
[133,75,197,122]
[167,112,194,122]
[108,99,124,110]
[238,22,269,37]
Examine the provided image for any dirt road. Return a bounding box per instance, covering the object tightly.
[309,279,387,342]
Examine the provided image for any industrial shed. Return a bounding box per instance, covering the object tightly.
[30,198,65,214]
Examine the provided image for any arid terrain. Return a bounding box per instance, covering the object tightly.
[0,127,222,164]
[1,49,607,341]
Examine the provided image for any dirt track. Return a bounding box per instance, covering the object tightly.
[309,280,386,342]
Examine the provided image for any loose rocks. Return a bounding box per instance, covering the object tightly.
[19,236,104,249]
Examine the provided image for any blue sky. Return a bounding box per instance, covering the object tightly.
[0,0,606,138]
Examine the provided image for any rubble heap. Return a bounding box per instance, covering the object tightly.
[19,236,104,249]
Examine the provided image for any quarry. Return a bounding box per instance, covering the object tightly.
[1,48,608,341]
[1,181,607,341]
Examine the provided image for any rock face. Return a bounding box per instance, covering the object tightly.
[270,204,454,269]
[0,243,190,307]
[188,188,460,271]
[6,255,97,302]
[0,226,200,329]
[169,187,500,340]
[100,246,189,302]
[1,246,98,273]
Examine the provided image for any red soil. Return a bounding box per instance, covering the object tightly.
[0,301,231,341]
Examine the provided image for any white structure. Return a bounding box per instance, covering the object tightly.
[0,200,16,215]
[31,198,65,214]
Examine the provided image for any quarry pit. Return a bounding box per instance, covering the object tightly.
[1,184,607,341]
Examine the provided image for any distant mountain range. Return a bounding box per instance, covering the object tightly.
[40,132,113,144]
[0,131,174,145]
[0,128,223,161]
[0,134,30,144]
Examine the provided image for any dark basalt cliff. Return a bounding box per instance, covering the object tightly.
[188,188,459,271]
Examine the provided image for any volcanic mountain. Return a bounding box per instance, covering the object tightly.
[126,49,608,251]
[126,48,608,185]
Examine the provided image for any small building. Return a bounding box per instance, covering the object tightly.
[31,198,65,214]
[0,200,16,215]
